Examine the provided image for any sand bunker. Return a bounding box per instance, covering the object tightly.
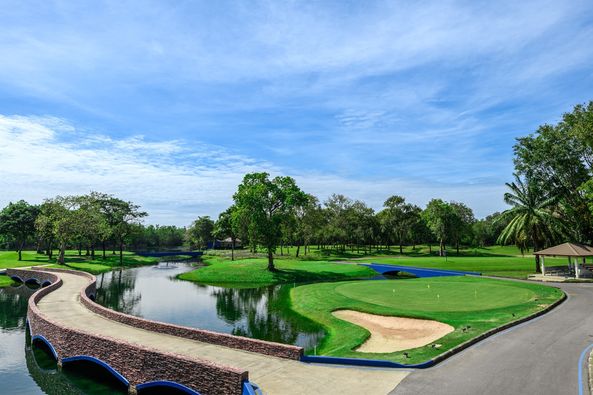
[332,310,454,353]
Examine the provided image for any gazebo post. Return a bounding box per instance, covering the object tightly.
[540,255,545,276]
[574,257,580,279]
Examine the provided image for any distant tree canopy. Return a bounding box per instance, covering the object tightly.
[5,101,592,269]
[186,216,215,250]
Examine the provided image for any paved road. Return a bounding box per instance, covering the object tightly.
[38,271,409,394]
[391,282,593,395]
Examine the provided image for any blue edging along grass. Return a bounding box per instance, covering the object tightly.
[361,263,482,277]
[301,355,434,368]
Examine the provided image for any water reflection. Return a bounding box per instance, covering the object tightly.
[0,262,326,394]
[95,262,324,350]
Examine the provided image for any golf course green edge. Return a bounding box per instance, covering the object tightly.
[291,277,567,366]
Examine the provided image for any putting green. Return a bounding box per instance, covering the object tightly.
[334,278,537,312]
[290,276,564,363]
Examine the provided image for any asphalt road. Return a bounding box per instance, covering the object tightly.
[391,282,593,395]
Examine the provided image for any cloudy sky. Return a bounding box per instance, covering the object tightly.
[1,1,592,225]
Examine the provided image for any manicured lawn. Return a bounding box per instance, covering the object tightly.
[0,250,159,276]
[0,251,55,269]
[207,245,576,280]
[178,256,377,286]
[290,276,564,364]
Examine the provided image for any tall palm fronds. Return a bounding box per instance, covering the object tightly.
[497,175,563,271]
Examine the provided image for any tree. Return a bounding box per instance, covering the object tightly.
[42,196,79,265]
[450,202,476,254]
[232,172,307,271]
[292,194,323,257]
[187,216,215,250]
[214,208,238,260]
[497,175,561,272]
[324,194,354,252]
[104,197,147,265]
[381,195,419,254]
[423,199,454,257]
[514,101,593,243]
[0,200,39,260]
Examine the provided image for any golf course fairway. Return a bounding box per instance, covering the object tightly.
[290,276,564,364]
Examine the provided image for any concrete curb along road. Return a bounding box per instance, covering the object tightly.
[588,349,593,395]
[301,287,567,369]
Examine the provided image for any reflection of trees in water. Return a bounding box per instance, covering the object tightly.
[96,270,141,315]
[211,285,324,349]
[25,339,81,395]
[0,285,35,330]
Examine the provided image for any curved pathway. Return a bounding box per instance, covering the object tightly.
[391,282,593,395]
[34,270,409,394]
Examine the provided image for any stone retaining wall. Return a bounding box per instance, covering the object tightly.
[11,268,248,395]
[8,267,55,284]
[32,267,303,360]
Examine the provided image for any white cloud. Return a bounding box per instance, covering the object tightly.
[0,114,507,225]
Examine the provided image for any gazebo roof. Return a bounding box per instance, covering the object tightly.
[534,242,593,257]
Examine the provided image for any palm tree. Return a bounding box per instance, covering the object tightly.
[497,175,561,272]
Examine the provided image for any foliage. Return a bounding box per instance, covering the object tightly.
[232,172,308,271]
[497,175,562,272]
[513,101,593,244]
[422,199,454,256]
[379,195,422,253]
[186,216,215,250]
[0,200,39,260]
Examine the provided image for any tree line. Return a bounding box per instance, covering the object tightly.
[495,101,593,271]
[2,101,591,272]
[186,172,507,271]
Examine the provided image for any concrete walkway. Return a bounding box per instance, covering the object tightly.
[390,282,593,395]
[38,271,408,394]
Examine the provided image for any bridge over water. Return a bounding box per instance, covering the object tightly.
[9,268,407,395]
[134,251,204,258]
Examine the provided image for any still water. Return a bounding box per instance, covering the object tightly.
[0,262,325,394]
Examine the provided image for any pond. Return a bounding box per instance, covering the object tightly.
[0,261,326,394]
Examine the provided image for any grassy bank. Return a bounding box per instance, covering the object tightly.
[178,256,377,286]
[178,244,570,287]
[290,276,563,364]
[0,250,159,276]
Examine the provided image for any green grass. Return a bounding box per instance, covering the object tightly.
[0,275,15,287]
[177,256,377,286]
[0,250,159,276]
[290,276,563,363]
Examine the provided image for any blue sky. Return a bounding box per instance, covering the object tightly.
[1,0,592,225]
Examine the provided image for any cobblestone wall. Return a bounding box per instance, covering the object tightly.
[10,268,248,395]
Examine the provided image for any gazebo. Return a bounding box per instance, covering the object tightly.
[535,242,593,279]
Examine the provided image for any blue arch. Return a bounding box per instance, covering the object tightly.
[62,356,129,387]
[137,381,200,394]
[25,278,41,285]
[10,275,23,283]
[31,335,59,361]
[41,280,52,287]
